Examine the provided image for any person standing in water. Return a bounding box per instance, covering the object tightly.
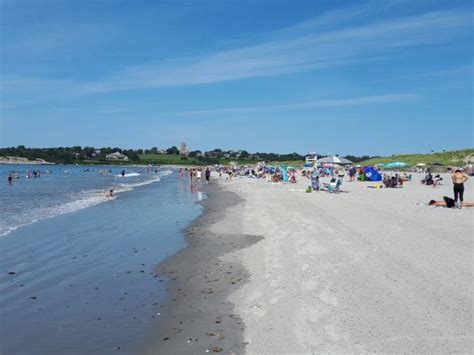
[452,169,469,208]
[205,167,211,183]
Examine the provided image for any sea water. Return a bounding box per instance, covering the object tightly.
[0,164,203,354]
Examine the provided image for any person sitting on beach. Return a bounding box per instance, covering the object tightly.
[397,174,404,187]
[429,196,474,208]
[433,174,443,187]
[422,171,433,185]
[389,176,398,188]
[311,174,320,191]
[290,172,297,184]
[272,172,279,183]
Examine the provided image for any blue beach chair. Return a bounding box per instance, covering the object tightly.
[323,178,342,193]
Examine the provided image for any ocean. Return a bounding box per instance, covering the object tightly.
[0,164,203,354]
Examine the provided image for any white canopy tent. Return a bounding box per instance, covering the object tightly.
[316,156,353,165]
[316,156,353,176]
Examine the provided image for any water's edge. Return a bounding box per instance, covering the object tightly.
[143,181,263,354]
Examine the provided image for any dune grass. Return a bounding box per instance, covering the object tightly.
[360,149,474,167]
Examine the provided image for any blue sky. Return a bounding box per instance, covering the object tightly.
[0,0,472,155]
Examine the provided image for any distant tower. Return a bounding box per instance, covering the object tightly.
[180,142,189,156]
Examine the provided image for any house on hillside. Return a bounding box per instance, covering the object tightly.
[106,151,129,161]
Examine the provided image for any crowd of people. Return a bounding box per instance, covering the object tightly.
[6,162,472,209]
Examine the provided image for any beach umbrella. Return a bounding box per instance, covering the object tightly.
[316,156,353,165]
[316,156,352,176]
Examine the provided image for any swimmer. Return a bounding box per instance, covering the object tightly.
[121,169,126,177]
[8,174,13,184]
[106,189,114,197]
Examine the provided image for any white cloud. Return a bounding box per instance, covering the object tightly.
[170,93,418,116]
[1,4,471,99]
[80,8,472,93]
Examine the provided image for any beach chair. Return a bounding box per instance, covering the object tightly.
[323,178,342,193]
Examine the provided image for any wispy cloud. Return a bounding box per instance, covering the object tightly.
[80,8,471,93]
[170,93,418,116]
[373,65,473,83]
[1,4,472,99]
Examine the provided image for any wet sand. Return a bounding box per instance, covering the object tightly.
[144,182,262,354]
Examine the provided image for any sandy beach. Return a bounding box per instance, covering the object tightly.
[150,172,473,354]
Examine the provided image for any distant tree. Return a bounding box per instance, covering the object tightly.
[83,146,95,158]
[188,150,202,157]
[239,150,250,159]
[150,147,158,154]
[125,150,139,161]
[166,146,179,155]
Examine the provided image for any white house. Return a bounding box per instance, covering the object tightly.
[305,152,318,165]
[106,151,129,161]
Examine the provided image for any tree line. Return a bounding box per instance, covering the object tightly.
[0,146,376,164]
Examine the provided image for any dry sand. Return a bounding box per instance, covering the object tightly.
[216,173,473,353]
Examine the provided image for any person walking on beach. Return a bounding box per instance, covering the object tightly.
[452,169,469,208]
[205,167,211,183]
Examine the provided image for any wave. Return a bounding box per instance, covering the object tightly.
[114,172,140,177]
[0,191,117,237]
[0,169,173,237]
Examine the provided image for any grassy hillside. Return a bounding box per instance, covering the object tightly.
[139,154,200,165]
[139,154,305,166]
[360,149,474,167]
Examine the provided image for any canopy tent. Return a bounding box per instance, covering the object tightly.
[380,161,408,169]
[323,163,341,168]
[316,156,353,165]
[316,156,352,176]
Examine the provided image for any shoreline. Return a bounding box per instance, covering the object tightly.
[143,179,262,354]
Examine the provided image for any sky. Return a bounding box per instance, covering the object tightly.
[0,0,472,156]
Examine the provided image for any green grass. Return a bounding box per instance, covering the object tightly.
[138,154,305,166]
[139,154,200,165]
[360,149,474,167]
